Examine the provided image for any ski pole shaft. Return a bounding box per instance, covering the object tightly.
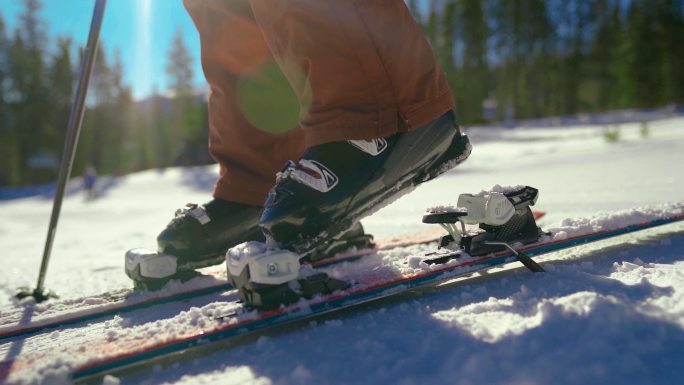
[35,0,107,295]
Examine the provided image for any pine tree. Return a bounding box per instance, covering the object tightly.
[486,0,522,120]
[166,27,205,166]
[109,50,135,174]
[589,0,624,110]
[77,44,137,176]
[0,14,6,105]
[166,27,194,98]
[457,0,489,123]
[48,37,74,154]
[518,0,555,118]
[11,0,52,184]
[649,0,684,105]
[19,0,45,52]
[0,13,19,186]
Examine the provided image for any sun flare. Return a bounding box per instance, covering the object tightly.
[134,0,153,98]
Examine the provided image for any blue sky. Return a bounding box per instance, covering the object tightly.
[1,0,204,99]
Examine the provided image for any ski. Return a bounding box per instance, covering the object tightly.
[0,225,465,341]
[1,211,545,341]
[0,211,545,341]
[1,250,378,341]
[0,204,678,383]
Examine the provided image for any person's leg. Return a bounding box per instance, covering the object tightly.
[185,0,457,206]
[250,0,472,252]
[249,0,455,147]
[149,0,383,279]
[184,0,306,206]
[154,0,303,270]
[187,0,457,197]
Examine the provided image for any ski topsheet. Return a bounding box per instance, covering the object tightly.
[0,206,679,383]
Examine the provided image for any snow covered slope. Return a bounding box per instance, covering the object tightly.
[1,117,683,384]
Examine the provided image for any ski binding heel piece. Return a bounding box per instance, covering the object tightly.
[423,186,543,270]
[125,248,206,290]
[227,242,348,309]
[423,192,518,251]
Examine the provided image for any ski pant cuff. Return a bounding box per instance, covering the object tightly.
[214,178,270,206]
[300,90,456,148]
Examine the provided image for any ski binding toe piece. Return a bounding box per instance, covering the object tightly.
[227,242,348,309]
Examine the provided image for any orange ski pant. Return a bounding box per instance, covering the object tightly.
[184,0,455,205]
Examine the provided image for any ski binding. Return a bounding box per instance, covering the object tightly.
[228,185,545,309]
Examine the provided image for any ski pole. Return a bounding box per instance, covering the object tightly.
[17,0,107,302]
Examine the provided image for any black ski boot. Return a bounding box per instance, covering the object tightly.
[157,198,265,271]
[157,199,375,269]
[126,199,376,290]
[125,199,263,290]
[259,110,471,255]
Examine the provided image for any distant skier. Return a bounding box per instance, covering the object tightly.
[146,0,472,282]
[83,165,97,201]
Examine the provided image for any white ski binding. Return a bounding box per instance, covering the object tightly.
[423,186,544,271]
[227,242,348,309]
[125,248,200,289]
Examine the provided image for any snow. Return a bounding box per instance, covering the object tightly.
[425,205,468,214]
[1,117,684,384]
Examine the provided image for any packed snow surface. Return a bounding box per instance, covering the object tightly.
[1,117,683,384]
